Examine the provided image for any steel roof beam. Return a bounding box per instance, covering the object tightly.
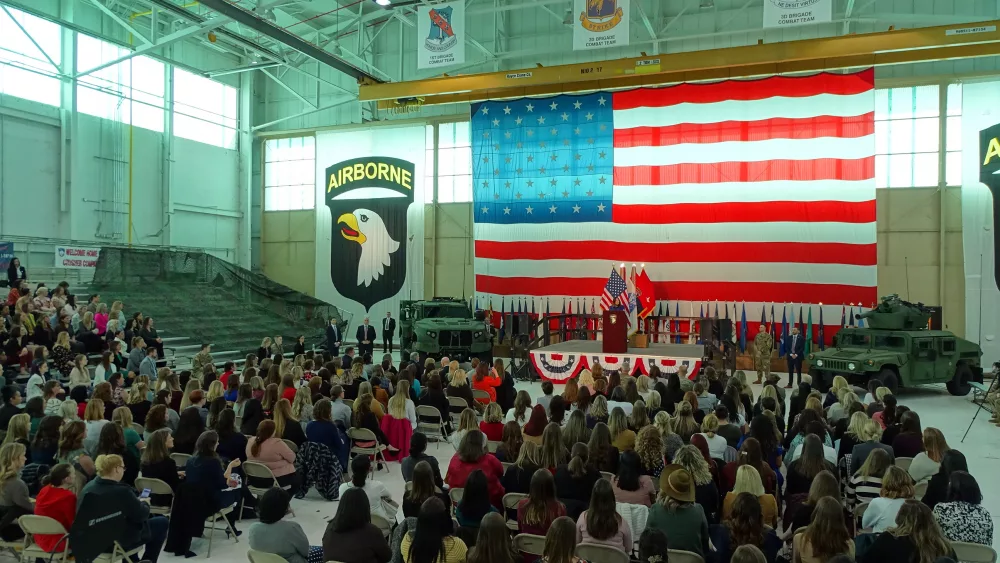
[196,0,382,83]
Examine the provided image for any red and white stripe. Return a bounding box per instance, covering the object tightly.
[475,70,877,311]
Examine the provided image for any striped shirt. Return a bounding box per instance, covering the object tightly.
[845,474,882,509]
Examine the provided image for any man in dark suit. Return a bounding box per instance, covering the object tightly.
[784,326,805,387]
[341,346,355,369]
[326,318,341,357]
[356,317,376,358]
[382,312,396,354]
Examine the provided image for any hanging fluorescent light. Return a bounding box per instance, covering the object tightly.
[374,0,392,6]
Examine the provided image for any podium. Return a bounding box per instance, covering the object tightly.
[602,310,628,353]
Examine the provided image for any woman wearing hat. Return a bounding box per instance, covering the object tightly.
[646,465,710,559]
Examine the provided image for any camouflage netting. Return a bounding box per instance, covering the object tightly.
[91,247,351,356]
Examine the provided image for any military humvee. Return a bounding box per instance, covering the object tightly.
[808,295,983,395]
[399,298,492,362]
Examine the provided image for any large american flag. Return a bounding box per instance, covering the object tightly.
[472,70,877,326]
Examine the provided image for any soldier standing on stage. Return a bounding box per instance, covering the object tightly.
[753,325,773,385]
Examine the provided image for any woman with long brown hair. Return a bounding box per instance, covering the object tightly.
[495,421,522,463]
[517,468,566,535]
[354,392,391,447]
[273,398,306,446]
[542,516,584,563]
[673,401,701,443]
[562,378,579,406]
[522,405,548,446]
[718,492,777,563]
[577,478,631,551]
[402,460,448,518]
[467,512,517,563]
[506,390,532,426]
[554,442,601,505]
[721,437,777,495]
[587,422,618,473]
[793,497,853,563]
[863,500,954,563]
[247,419,300,495]
[908,427,949,483]
[785,434,836,496]
[562,409,590,448]
[539,423,567,471]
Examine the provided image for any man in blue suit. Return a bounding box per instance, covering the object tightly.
[784,326,805,387]
[326,318,341,357]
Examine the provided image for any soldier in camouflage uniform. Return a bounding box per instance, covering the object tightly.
[191,343,213,375]
[753,325,773,385]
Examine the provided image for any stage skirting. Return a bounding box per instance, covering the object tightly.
[529,342,703,383]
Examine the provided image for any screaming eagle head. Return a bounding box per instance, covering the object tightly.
[337,208,400,288]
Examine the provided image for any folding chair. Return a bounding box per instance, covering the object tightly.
[894,457,914,472]
[416,405,447,445]
[347,427,390,472]
[282,439,299,454]
[92,541,143,563]
[130,423,144,436]
[134,477,174,516]
[502,493,527,531]
[854,501,870,534]
[667,550,706,563]
[501,462,513,473]
[247,549,289,563]
[914,479,929,499]
[371,514,392,539]
[449,487,464,508]
[169,452,191,467]
[576,543,630,563]
[204,503,239,556]
[448,397,469,426]
[513,534,546,556]
[19,515,70,563]
[600,471,615,482]
[342,399,354,410]
[242,461,293,521]
[487,441,501,453]
[951,541,998,563]
[472,389,491,404]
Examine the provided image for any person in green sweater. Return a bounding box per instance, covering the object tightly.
[645,465,710,559]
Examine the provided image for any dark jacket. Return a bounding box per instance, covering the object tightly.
[326,324,341,351]
[417,388,450,423]
[501,463,538,494]
[861,531,955,563]
[553,464,601,505]
[282,419,307,447]
[216,431,249,465]
[183,454,229,511]
[446,383,476,412]
[306,420,348,471]
[356,325,376,345]
[140,457,180,507]
[0,404,20,430]
[240,399,265,436]
[73,477,151,562]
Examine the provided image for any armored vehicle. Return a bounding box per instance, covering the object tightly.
[399,298,492,362]
[808,295,983,395]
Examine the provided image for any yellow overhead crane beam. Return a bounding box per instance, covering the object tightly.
[359,20,1000,108]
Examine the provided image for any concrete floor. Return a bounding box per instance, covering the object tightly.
[129,376,1000,562]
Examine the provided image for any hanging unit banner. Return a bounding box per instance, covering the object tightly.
[762,0,832,28]
[417,1,465,69]
[314,126,425,334]
[572,0,630,50]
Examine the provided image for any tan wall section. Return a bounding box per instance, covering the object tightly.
[876,187,965,336]
[261,210,317,296]
[424,202,475,299]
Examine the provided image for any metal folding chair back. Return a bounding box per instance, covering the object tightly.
[951,541,998,563]
[19,515,69,563]
[502,493,527,530]
[282,439,299,454]
[667,550,706,563]
[576,543,630,563]
[513,534,546,556]
[248,549,290,563]
[894,457,914,471]
[169,452,191,467]
[134,477,174,516]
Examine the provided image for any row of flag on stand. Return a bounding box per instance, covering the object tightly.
[476,286,871,354]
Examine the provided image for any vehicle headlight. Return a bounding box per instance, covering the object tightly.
[815,359,823,367]
[848,362,857,371]
[427,330,438,338]
[473,331,483,339]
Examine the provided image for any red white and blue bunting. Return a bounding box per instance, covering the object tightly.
[529,350,702,383]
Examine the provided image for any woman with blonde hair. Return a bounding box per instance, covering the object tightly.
[257,337,272,362]
[505,390,532,426]
[908,427,949,483]
[637,375,654,403]
[698,413,728,459]
[825,375,850,408]
[866,500,955,563]
[827,390,858,424]
[205,380,225,404]
[2,414,29,447]
[863,465,915,532]
[273,398,306,447]
[501,440,542,494]
[451,408,480,450]
[291,386,313,429]
[0,442,32,539]
[654,411,684,461]
[446,368,480,413]
[178,379,201,411]
[587,395,609,428]
[381,380,416,461]
[846,447,891,509]
[722,465,777,526]
[562,409,590,447]
[111,407,144,459]
[672,445,718,521]
[757,385,783,418]
[578,369,596,395]
[608,407,635,451]
[480,402,505,442]
[125,382,152,425]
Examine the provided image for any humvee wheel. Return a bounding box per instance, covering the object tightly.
[879,368,899,394]
[947,364,972,396]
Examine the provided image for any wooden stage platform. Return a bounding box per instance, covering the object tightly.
[529,340,705,383]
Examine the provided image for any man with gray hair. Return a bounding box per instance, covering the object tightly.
[356,316,376,357]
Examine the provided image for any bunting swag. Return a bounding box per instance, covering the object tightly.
[530,350,702,382]
[472,70,877,339]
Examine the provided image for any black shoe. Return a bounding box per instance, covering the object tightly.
[183,551,197,558]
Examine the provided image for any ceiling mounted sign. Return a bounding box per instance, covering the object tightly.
[573,0,630,50]
[763,0,832,28]
[417,1,465,69]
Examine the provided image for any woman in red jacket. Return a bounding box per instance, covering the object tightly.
[471,363,501,405]
[446,430,505,509]
[33,463,77,553]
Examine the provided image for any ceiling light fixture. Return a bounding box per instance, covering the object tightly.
[374,0,392,6]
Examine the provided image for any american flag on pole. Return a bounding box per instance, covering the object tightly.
[600,267,628,311]
[472,70,876,325]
